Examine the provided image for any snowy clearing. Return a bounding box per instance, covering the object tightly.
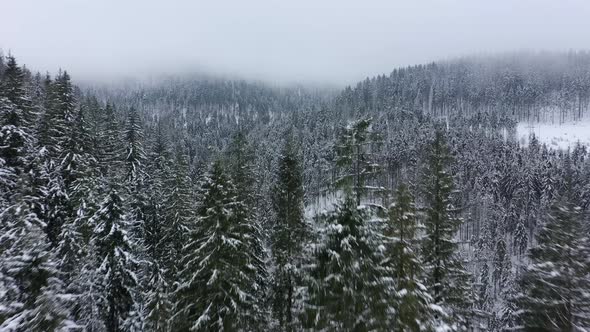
[517,121,590,149]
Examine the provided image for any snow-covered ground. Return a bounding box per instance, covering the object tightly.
[516,121,590,149]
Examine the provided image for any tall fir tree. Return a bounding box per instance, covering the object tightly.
[334,117,383,206]
[175,160,262,331]
[124,106,146,187]
[98,103,123,178]
[516,200,590,331]
[0,187,75,331]
[162,147,193,279]
[384,183,440,331]
[0,56,31,176]
[270,136,306,331]
[225,131,269,326]
[303,196,391,331]
[421,130,473,329]
[90,189,139,332]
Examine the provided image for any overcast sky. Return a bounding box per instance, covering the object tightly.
[2,0,590,85]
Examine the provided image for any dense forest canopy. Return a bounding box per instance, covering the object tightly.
[338,51,590,122]
[1,51,590,331]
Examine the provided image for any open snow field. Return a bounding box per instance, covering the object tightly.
[517,122,590,149]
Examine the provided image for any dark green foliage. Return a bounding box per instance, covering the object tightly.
[384,183,438,331]
[517,201,590,331]
[175,160,262,331]
[334,117,384,205]
[0,56,31,174]
[91,189,138,332]
[98,103,124,177]
[271,136,306,330]
[304,196,391,331]
[421,130,473,327]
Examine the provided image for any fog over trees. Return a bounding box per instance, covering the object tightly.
[2,2,590,330]
[1,49,590,331]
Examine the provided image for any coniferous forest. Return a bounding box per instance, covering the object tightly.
[1,51,590,331]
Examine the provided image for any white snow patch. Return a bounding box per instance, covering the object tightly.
[517,121,590,149]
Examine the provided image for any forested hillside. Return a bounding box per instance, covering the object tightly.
[1,52,590,331]
[338,51,590,122]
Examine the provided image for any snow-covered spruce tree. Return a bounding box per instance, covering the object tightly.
[492,238,508,297]
[0,56,32,176]
[421,129,473,329]
[90,188,139,332]
[0,56,31,113]
[41,157,73,247]
[97,103,124,178]
[513,219,528,258]
[0,56,77,330]
[55,100,98,263]
[123,106,148,245]
[143,123,171,264]
[56,147,102,326]
[383,183,440,331]
[516,200,590,331]
[143,126,175,331]
[225,131,269,326]
[0,98,22,207]
[60,101,95,190]
[75,241,107,331]
[144,261,171,332]
[175,160,263,331]
[334,117,384,206]
[38,71,75,160]
[124,106,147,187]
[270,135,306,331]
[498,275,520,331]
[303,195,391,331]
[0,191,76,331]
[62,103,102,245]
[162,146,193,280]
[477,262,490,311]
[35,70,84,247]
[121,106,151,326]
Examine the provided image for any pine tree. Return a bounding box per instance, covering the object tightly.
[421,130,473,328]
[492,238,507,297]
[499,280,520,331]
[122,107,149,306]
[144,261,171,332]
[91,189,139,332]
[0,56,30,112]
[43,159,70,246]
[143,124,171,263]
[38,71,75,159]
[478,262,490,310]
[516,200,590,331]
[270,136,306,331]
[175,160,262,331]
[60,103,96,199]
[124,107,146,187]
[39,70,82,247]
[76,242,106,332]
[0,56,31,175]
[56,214,85,285]
[0,190,75,331]
[98,103,123,178]
[162,146,194,279]
[384,183,439,331]
[514,219,528,257]
[225,131,269,326]
[334,117,384,206]
[303,196,390,331]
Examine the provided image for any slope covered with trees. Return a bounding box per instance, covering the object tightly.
[1,52,590,331]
